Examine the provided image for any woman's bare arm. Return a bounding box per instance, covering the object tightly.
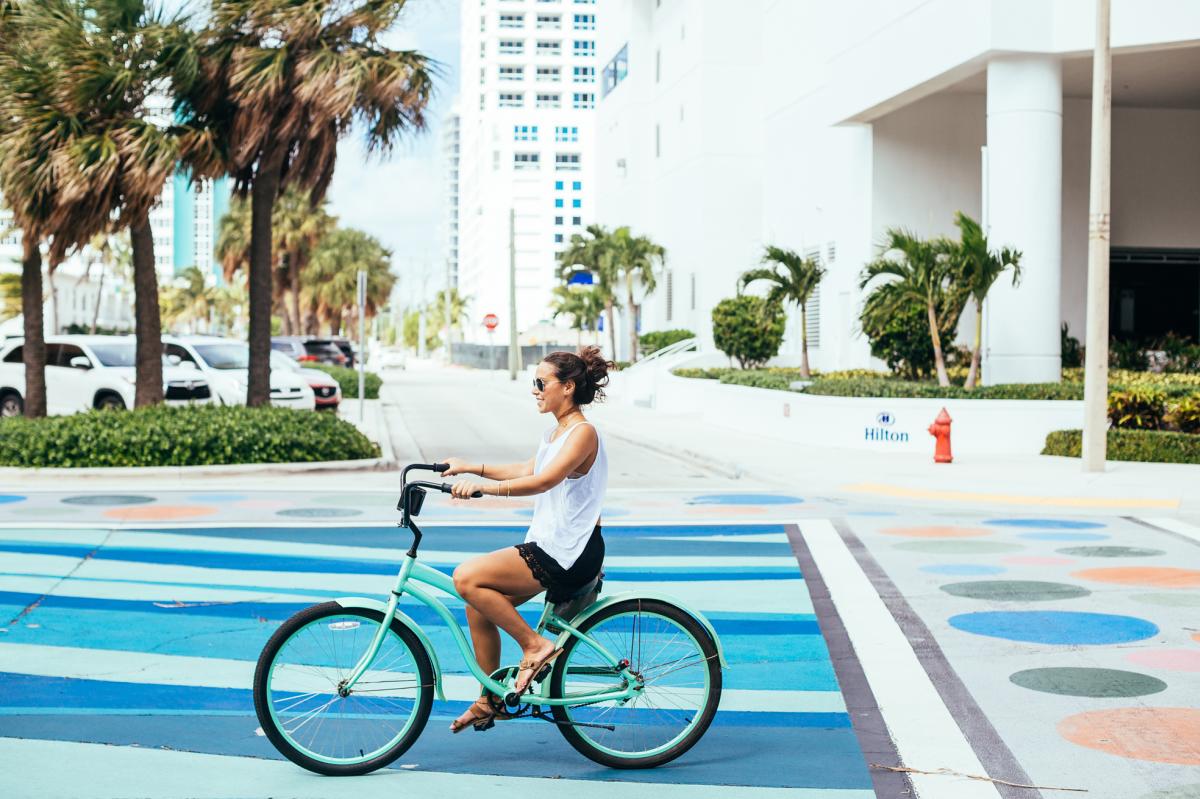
[449,426,596,499]
[441,456,533,481]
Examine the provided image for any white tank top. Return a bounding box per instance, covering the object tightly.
[524,421,607,569]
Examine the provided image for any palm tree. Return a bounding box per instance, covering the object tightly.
[860,229,965,387]
[740,245,826,378]
[302,228,396,336]
[608,227,666,363]
[178,0,434,406]
[556,225,621,360]
[161,266,214,332]
[953,212,1022,389]
[551,284,606,347]
[427,287,472,346]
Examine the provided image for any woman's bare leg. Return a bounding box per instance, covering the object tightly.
[465,592,536,680]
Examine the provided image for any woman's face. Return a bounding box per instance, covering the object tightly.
[532,361,573,415]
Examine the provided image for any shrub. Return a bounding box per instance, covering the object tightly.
[1109,338,1147,371]
[711,296,786,369]
[671,367,725,380]
[719,371,798,391]
[1061,323,1083,368]
[1166,394,1200,434]
[1107,388,1167,430]
[639,329,695,355]
[801,378,1083,400]
[0,405,380,467]
[307,363,382,399]
[1043,429,1200,465]
[1062,368,1200,397]
[859,283,964,380]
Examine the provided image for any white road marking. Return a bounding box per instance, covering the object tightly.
[1140,516,1200,545]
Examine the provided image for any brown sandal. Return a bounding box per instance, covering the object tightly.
[514,647,563,694]
[449,698,496,734]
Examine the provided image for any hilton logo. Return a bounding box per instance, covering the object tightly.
[865,411,908,442]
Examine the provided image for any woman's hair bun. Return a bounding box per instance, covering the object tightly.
[544,346,615,405]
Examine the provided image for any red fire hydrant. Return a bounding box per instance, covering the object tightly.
[928,407,953,463]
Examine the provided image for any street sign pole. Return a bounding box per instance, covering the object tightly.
[357,270,366,423]
[483,313,500,374]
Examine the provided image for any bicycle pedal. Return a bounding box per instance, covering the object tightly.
[473,717,495,732]
[535,664,552,682]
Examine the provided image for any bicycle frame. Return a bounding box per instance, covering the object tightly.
[337,476,641,708]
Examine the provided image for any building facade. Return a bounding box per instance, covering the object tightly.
[597,0,1200,382]
[456,0,601,341]
[441,104,462,290]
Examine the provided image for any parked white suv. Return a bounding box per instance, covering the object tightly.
[0,335,214,417]
[163,335,316,410]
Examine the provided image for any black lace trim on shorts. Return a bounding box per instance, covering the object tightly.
[515,542,552,591]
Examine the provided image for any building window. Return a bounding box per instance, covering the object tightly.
[499,92,524,108]
[556,153,581,171]
[573,40,595,56]
[536,13,560,29]
[513,124,538,141]
[555,180,564,190]
[499,39,524,54]
[571,216,582,225]
[690,272,696,310]
[536,92,561,108]
[536,40,562,55]
[572,198,581,208]
[554,216,564,225]
[573,13,595,30]
[555,233,564,243]
[514,152,540,170]
[665,270,673,322]
[572,180,581,190]
[572,66,595,83]
[572,92,594,109]
[655,124,660,158]
[499,65,524,81]
[574,0,595,4]
[655,48,661,82]
[555,198,564,208]
[536,65,560,81]
[499,13,524,28]
[602,44,628,97]
[554,125,578,142]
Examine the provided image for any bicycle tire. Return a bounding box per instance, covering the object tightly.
[253,601,434,776]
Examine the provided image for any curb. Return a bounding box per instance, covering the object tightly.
[0,456,393,480]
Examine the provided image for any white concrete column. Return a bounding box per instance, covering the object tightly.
[983,56,1063,384]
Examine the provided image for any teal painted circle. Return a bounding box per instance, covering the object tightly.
[687,494,804,505]
[921,564,1006,576]
[1056,546,1165,558]
[0,495,26,504]
[1009,667,1167,697]
[308,493,395,508]
[949,611,1159,644]
[984,518,1105,530]
[1140,786,1200,799]
[941,580,1090,602]
[276,507,363,518]
[893,540,1024,555]
[1130,593,1200,608]
[61,494,155,506]
[1018,532,1109,541]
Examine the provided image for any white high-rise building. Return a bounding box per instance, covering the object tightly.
[456,0,600,342]
[441,104,462,290]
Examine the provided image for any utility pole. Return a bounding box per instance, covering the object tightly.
[508,207,518,380]
[1082,0,1112,472]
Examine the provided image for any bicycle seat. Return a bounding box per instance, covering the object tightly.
[547,573,603,631]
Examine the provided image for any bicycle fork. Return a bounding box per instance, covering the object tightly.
[338,558,414,696]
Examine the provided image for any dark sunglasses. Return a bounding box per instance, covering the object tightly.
[533,377,561,392]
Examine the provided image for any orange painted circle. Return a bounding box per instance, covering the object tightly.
[102,505,218,521]
[1193,632,1200,645]
[1058,707,1200,765]
[1071,567,1200,589]
[881,526,990,539]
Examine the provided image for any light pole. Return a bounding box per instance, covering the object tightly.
[1082,0,1112,472]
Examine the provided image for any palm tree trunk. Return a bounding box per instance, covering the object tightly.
[248,143,287,407]
[288,255,303,340]
[799,303,811,379]
[90,257,105,335]
[965,297,983,389]
[927,301,950,387]
[605,300,616,362]
[626,278,638,362]
[21,236,47,418]
[130,212,164,407]
[46,262,59,336]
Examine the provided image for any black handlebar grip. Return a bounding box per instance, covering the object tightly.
[439,482,452,493]
[432,463,449,473]
[472,490,483,498]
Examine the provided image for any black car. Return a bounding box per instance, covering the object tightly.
[329,337,357,368]
[270,337,348,367]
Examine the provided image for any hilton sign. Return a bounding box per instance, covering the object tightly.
[865,411,909,443]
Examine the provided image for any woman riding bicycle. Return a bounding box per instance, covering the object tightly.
[441,346,612,734]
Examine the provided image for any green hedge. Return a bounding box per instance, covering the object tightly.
[307,363,382,399]
[802,378,1085,400]
[0,405,381,467]
[1043,429,1200,465]
[639,329,695,354]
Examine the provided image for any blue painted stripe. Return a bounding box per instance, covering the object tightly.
[0,542,800,582]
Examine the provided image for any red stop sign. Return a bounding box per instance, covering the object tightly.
[483,313,499,331]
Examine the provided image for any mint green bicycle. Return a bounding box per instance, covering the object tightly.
[253,463,726,775]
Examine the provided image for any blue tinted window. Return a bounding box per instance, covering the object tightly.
[554,233,564,243]
[572,181,582,190]
[572,198,581,208]
[555,180,564,190]
[555,198,564,208]
[554,216,564,225]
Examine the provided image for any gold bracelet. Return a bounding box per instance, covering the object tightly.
[480,463,486,478]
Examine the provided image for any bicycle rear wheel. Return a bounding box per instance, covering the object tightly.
[253,602,433,775]
[549,598,722,769]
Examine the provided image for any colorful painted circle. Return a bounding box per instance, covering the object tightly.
[882,526,991,539]
[893,540,1024,555]
[1057,546,1165,558]
[62,494,156,506]
[686,493,804,505]
[1126,649,1200,673]
[920,564,1007,576]
[1129,593,1200,608]
[1072,567,1200,589]
[276,507,364,518]
[0,494,26,504]
[948,610,1159,645]
[1017,532,1109,541]
[940,580,1090,602]
[1058,707,1200,765]
[984,518,1106,530]
[308,493,396,508]
[1009,667,1166,698]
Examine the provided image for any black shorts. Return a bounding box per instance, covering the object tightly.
[515,525,604,604]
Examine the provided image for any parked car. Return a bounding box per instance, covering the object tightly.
[329,337,357,368]
[0,335,213,417]
[270,350,342,411]
[378,349,407,370]
[270,336,348,367]
[163,335,316,410]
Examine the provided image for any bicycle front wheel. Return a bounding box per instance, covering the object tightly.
[549,598,722,769]
[253,602,434,775]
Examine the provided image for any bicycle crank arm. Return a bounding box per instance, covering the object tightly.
[531,708,616,732]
